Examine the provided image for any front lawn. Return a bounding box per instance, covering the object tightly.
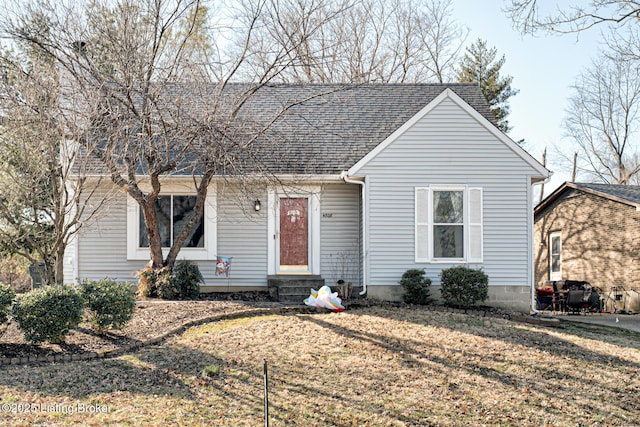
[0,306,638,426]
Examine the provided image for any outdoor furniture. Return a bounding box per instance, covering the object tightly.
[539,280,602,314]
[536,281,565,312]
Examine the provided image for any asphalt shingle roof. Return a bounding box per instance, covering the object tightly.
[81,83,495,176]
[239,83,494,174]
[573,182,640,205]
[535,182,640,216]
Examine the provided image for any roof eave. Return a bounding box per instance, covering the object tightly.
[535,181,640,217]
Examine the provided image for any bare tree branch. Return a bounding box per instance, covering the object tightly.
[559,52,640,184]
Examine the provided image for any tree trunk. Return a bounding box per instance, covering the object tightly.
[54,245,66,285]
[164,172,214,268]
[42,256,56,286]
[140,201,165,268]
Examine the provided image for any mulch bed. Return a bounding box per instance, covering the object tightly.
[1,288,524,364]
[0,293,282,362]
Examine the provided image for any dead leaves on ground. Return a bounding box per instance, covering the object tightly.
[0,306,638,426]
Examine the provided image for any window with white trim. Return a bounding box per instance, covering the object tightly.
[549,231,562,280]
[138,195,204,248]
[127,188,216,261]
[415,186,483,263]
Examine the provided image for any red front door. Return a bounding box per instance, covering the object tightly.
[279,197,308,270]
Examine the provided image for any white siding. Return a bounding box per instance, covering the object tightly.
[215,185,269,286]
[320,184,361,286]
[63,234,77,284]
[77,187,141,283]
[76,182,361,287]
[357,97,537,288]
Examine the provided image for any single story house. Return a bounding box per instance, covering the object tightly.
[534,182,640,312]
[65,83,549,311]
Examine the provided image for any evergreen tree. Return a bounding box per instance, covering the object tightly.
[457,39,518,133]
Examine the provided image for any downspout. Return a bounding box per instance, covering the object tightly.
[340,171,367,296]
[530,175,551,314]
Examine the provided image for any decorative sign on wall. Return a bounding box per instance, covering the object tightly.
[287,209,301,223]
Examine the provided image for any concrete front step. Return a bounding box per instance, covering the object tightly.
[279,295,309,304]
[267,275,325,303]
[278,286,317,295]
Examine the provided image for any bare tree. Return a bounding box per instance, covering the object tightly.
[505,1,640,35]
[0,40,108,285]
[561,53,640,184]
[1,0,349,271]
[244,0,467,83]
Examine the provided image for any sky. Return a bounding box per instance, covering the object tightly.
[450,0,605,197]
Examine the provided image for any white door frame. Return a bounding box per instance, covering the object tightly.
[549,231,562,281]
[267,187,321,275]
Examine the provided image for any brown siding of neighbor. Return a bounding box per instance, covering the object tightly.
[534,191,640,308]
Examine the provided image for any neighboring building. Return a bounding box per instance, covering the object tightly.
[66,84,549,311]
[534,182,640,312]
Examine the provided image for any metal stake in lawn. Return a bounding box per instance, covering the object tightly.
[263,359,269,427]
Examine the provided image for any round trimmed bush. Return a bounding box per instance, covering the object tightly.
[136,262,202,300]
[400,269,432,305]
[79,279,136,333]
[439,266,489,309]
[13,285,84,344]
[0,283,16,325]
[172,260,202,300]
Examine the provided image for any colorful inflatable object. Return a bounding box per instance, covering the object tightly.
[304,285,345,312]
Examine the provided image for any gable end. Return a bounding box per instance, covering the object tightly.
[347,88,549,180]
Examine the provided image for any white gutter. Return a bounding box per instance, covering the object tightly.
[340,171,367,296]
[530,175,552,314]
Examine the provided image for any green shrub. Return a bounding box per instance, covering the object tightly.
[172,260,202,300]
[439,266,489,309]
[79,279,136,333]
[0,283,16,325]
[400,269,432,305]
[13,285,84,344]
[154,267,179,300]
[137,262,202,300]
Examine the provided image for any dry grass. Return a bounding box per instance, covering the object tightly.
[0,306,638,426]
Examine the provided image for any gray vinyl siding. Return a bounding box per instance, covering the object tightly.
[357,97,538,288]
[75,182,361,287]
[63,235,76,284]
[76,183,270,286]
[320,184,361,286]
[76,187,138,283]
[215,185,268,286]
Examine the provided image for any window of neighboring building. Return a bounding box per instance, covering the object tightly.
[415,186,483,263]
[549,231,562,280]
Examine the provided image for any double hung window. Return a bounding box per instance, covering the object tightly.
[127,187,216,261]
[549,231,562,280]
[415,186,483,263]
[138,195,204,248]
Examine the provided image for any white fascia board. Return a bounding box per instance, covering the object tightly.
[77,173,345,184]
[347,88,550,179]
[210,174,344,183]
